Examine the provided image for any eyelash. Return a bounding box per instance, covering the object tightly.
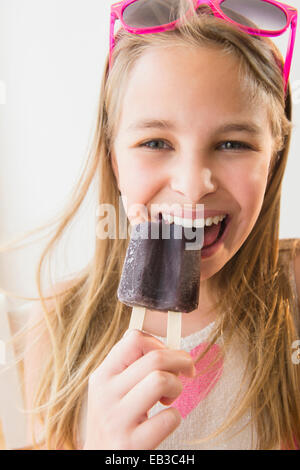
[139,139,253,151]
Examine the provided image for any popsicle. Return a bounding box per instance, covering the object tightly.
[118,217,203,349]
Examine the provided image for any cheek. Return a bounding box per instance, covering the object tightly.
[116,156,164,206]
[226,158,270,221]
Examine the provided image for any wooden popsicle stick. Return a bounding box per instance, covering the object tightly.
[167,311,182,350]
[128,306,146,331]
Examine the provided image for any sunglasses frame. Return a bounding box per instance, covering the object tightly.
[109,0,298,93]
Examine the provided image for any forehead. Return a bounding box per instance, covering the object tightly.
[117,45,268,135]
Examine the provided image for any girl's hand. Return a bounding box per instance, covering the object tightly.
[83,329,196,450]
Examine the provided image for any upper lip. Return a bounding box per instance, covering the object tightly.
[158,209,229,219]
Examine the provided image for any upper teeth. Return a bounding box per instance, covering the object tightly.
[161,213,226,228]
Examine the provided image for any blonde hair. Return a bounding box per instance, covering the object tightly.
[3,3,299,450]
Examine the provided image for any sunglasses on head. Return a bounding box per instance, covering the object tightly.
[109,0,298,94]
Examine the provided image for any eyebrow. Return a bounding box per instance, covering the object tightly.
[126,119,262,136]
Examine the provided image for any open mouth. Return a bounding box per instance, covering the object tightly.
[201,214,231,258]
[203,214,228,248]
[155,212,230,250]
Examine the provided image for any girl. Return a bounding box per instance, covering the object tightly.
[23,0,300,450]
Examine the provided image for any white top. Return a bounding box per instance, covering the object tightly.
[149,323,258,450]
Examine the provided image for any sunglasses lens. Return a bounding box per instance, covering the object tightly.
[123,0,191,28]
[123,0,288,32]
[220,0,287,32]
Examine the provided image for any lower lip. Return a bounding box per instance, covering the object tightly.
[201,215,231,259]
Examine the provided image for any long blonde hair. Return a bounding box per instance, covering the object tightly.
[3,4,300,450]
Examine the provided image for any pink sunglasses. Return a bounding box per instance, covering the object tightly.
[109,0,298,94]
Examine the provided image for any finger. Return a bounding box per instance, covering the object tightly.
[91,330,167,382]
[117,348,195,397]
[121,370,183,425]
[131,408,181,450]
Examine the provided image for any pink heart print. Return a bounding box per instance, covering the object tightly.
[172,342,223,419]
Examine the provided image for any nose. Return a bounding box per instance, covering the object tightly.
[169,153,218,202]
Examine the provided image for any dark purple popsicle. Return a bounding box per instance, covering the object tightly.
[117,217,202,313]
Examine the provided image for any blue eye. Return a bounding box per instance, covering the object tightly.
[219,141,252,151]
[140,140,170,150]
